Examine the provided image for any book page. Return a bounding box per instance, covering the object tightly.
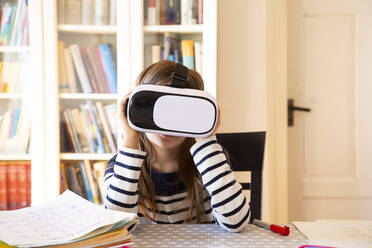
[0,190,136,247]
[293,221,372,248]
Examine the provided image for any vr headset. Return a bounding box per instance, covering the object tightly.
[125,63,218,138]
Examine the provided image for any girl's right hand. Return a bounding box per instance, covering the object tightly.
[120,91,140,149]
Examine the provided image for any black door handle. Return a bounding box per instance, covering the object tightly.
[288,99,311,126]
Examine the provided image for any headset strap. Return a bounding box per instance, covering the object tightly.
[170,63,188,88]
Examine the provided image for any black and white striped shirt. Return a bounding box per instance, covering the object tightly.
[104,136,250,232]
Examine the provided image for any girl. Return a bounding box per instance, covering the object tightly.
[104,60,250,232]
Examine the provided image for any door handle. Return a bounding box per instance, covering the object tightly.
[288,99,311,126]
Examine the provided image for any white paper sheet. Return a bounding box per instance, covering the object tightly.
[293,221,372,248]
[0,190,136,247]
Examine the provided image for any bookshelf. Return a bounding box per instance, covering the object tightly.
[130,0,217,97]
[42,0,127,205]
[40,0,216,204]
[0,0,44,210]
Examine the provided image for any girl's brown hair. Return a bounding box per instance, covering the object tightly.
[136,60,206,223]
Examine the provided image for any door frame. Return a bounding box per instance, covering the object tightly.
[264,0,288,224]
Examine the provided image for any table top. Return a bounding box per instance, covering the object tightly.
[132,223,309,248]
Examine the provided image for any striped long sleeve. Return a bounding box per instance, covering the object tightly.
[104,146,146,213]
[190,136,250,232]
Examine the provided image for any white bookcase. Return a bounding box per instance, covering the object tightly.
[0,0,45,206]
[40,0,217,203]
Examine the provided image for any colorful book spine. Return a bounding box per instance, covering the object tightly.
[7,163,17,210]
[80,104,98,153]
[86,101,105,153]
[83,160,99,204]
[181,40,195,69]
[16,163,27,209]
[78,161,95,203]
[26,162,31,207]
[69,44,93,93]
[97,44,117,93]
[147,0,157,25]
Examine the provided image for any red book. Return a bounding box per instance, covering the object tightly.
[17,163,28,209]
[0,164,7,210]
[26,162,31,207]
[7,163,18,210]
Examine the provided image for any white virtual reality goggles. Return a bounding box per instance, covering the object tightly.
[125,63,218,138]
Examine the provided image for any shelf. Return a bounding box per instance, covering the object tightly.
[144,24,203,33]
[59,93,118,100]
[0,46,30,53]
[0,154,31,161]
[0,93,24,99]
[58,25,117,34]
[60,153,115,160]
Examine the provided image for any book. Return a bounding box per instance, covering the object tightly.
[97,44,117,93]
[147,0,157,25]
[64,48,78,93]
[81,0,94,25]
[81,47,100,93]
[86,101,105,153]
[69,44,93,93]
[95,0,109,25]
[181,0,189,25]
[16,163,27,209]
[65,165,84,197]
[0,164,7,211]
[194,41,202,74]
[7,163,17,210]
[80,103,98,153]
[57,0,66,24]
[78,161,95,203]
[86,47,106,93]
[109,0,117,25]
[103,103,118,141]
[26,162,31,207]
[181,40,195,69]
[0,190,136,247]
[65,0,81,24]
[58,41,70,93]
[96,101,116,153]
[92,161,105,202]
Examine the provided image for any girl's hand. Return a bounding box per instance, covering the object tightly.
[195,106,221,142]
[120,91,140,149]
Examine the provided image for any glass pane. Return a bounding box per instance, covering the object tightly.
[57,0,118,205]
[0,0,32,211]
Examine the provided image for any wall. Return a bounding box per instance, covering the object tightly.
[217,0,266,132]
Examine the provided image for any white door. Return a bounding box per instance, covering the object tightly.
[288,0,372,221]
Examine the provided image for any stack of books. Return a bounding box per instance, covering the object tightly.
[58,42,117,94]
[0,162,31,211]
[0,190,136,247]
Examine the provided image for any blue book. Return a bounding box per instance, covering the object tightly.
[98,44,117,93]
[78,161,94,203]
[166,0,177,24]
[86,101,105,154]
[10,107,21,138]
[0,5,14,45]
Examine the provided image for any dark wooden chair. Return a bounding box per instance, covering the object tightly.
[216,132,266,223]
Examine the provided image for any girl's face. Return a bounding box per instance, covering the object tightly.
[145,133,186,150]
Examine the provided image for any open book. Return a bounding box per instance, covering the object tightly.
[0,190,137,248]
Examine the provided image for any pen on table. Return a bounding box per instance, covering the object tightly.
[253,219,290,236]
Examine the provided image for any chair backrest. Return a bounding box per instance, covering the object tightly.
[216,132,266,223]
